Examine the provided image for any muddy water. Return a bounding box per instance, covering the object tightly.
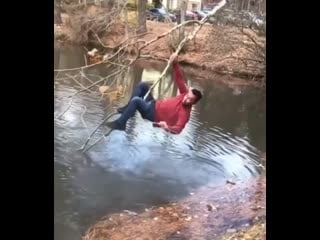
[54,46,266,240]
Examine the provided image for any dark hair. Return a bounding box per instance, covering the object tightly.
[191,88,203,104]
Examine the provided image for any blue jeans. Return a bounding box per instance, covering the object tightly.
[116,82,155,127]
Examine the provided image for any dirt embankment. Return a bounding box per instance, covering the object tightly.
[82,175,266,240]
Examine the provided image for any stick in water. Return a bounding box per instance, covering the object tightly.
[83,128,114,152]
[79,111,119,150]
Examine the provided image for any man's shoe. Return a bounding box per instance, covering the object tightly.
[117,105,127,113]
[106,120,126,131]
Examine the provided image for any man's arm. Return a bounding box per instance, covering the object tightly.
[157,111,190,134]
[173,62,188,94]
[170,54,188,94]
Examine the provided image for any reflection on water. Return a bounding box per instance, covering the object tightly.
[54,47,265,240]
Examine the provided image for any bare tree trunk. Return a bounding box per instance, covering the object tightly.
[137,0,147,34]
[110,0,115,9]
[180,0,187,23]
[241,0,246,10]
[124,6,129,36]
[76,0,86,5]
[54,0,62,25]
[154,0,162,8]
[135,0,138,19]
[103,0,114,9]
[237,0,243,11]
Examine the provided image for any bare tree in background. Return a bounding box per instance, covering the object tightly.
[137,0,147,33]
[102,0,114,9]
[227,0,266,14]
[54,0,63,24]
[166,0,169,9]
[153,0,163,8]
[180,0,187,23]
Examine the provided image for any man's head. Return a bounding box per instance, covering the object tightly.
[182,88,202,106]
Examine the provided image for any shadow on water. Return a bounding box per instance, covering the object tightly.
[54,46,266,240]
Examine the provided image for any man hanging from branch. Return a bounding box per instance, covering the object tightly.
[106,53,203,134]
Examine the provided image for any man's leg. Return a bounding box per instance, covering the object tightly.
[118,82,154,113]
[107,96,155,131]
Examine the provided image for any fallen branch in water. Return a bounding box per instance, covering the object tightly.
[83,127,115,152]
[65,73,94,93]
[75,67,127,95]
[55,72,81,81]
[104,60,128,68]
[55,67,127,119]
[79,111,118,151]
[84,54,88,66]
[54,60,106,72]
[81,105,90,137]
[56,95,75,119]
[80,71,94,84]
[93,32,112,49]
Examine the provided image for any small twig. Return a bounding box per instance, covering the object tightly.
[83,46,89,52]
[108,31,154,52]
[241,28,265,52]
[77,39,138,73]
[75,67,127,95]
[54,60,105,72]
[56,68,125,118]
[55,70,62,80]
[80,71,94,84]
[56,96,75,119]
[84,54,88,66]
[55,76,75,81]
[139,54,168,62]
[65,73,94,93]
[138,20,201,53]
[93,32,111,48]
[79,112,118,150]
[55,73,81,81]
[83,128,114,152]
[104,60,127,68]
[80,105,90,136]
[86,73,104,79]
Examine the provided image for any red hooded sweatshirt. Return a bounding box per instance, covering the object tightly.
[154,62,191,134]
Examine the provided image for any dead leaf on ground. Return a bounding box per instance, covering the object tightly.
[226,179,236,185]
[207,204,217,211]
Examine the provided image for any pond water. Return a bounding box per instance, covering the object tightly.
[54,46,265,240]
